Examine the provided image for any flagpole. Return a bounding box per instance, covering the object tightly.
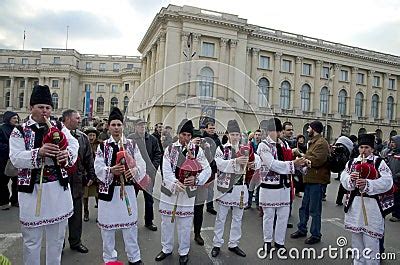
[66,26,69,50]
[23,30,26,50]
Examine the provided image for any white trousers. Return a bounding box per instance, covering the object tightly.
[21,219,68,265]
[263,206,290,245]
[101,226,141,263]
[213,203,244,248]
[352,233,380,265]
[161,215,193,256]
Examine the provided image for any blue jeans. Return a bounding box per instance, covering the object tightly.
[297,183,323,238]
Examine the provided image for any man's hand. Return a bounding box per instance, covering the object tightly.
[110,164,125,176]
[87,180,94,187]
[175,181,185,192]
[247,161,255,169]
[236,156,249,166]
[125,167,138,180]
[356,178,367,191]
[191,137,201,146]
[56,150,69,164]
[184,176,196,186]
[294,157,306,167]
[350,172,359,182]
[39,143,60,157]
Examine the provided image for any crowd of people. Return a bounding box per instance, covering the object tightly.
[0,84,399,265]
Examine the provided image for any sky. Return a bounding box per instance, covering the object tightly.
[1,0,400,56]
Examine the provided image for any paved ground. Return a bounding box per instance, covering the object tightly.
[1,173,399,264]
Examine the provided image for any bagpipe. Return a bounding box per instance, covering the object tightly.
[36,117,69,216]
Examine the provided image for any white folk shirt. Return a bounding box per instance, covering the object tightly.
[257,136,295,208]
[159,141,211,217]
[214,142,261,207]
[9,116,79,227]
[94,136,146,230]
[340,154,393,239]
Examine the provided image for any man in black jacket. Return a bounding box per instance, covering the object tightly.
[0,111,19,210]
[63,109,95,253]
[128,119,162,231]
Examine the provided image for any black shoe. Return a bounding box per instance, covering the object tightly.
[84,214,89,222]
[244,205,251,210]
[70,244,89,253]
[287,223,293,228]
[155,251,171,261]
[207,208,217,215]
[228,246,246,257]
[274,243,286,255]
[290,230,307,239]
[211,247,220,257]
[94,204,98,208]
[145,224,158,231]
[11,202,19,207]
[336,202,343,206]
[262,242,272,255]
[305,236,321,245]
[179,254,189,265]
[194,234,204,246]
[129,260,143,265]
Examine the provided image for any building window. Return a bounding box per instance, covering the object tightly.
[76,60,80,69]
[96,97,104,114]
[355,92,364,117]
[127,64,134,69]
[302,63,312,76]
[320,87,328,114]
[301,84,311,111]
[110,97,118,109]
[357,73,365,84]
[20,80,25,88]
[201,42,215,57]
[371,94,379,118]
[389,78,396,90]
[19,92,24,108]
[280,81,291,109]
[259,56,270,69]
[113,63,120,72]
[85,84,91,92]
[99,63,106,72]
[5,79,11,88]
[52,79,59,88]
[338,89,347,115]
[22,58,28,65]
[199,67,214,98]
[111,85,118,93]
[124,96,129,113]
[373,76,380,87]
[97,84,105,93]
[340,70,349,81]
[322,66,330,78]
[53,57,60,64]
[258,78,269,107]
[35,59,40,65]
[8,58,15,64]
[281,59,292,72]
[387,96,394,120]
[124,83,129,92]
[52,93,59,110]
[86,62,92,71]
[5,91,10,107]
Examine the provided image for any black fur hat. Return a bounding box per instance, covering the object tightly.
[263,118,282,132]
[108,107,124,123]
[177,119,194,135]
[30,85,53,107]
[227,120,241,133]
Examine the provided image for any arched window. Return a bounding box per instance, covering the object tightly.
[19,92,24,108]
[390,130,397,137]
[301,84,311,111]
[355,92,364,117]
[51,93,58,110]
[338,89,347,115]
[97,96,104,114]
[111,97,118,109]
[358,128,367,136]
[124,96,129,113]
[387,96,394,120]
[280,81,291,109]
[258,78,269,107]
[320,87,328,114]
[5,91,10,107]
[375,129,382,140]
[199,67,214,98]
[303,123,310,142]
[371,94,379,118]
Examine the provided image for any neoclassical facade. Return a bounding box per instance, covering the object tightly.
[135,5,400,141]
[0,48,141,121]
[1,5,400,142]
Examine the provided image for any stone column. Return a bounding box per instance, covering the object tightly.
[23,77,29,109]
[192,33,200,60]
[382,73,390,121]
[217,38,228,100]
[313,61,322,113]
[63,77,70,109]
[9,76,15,109]
[272,52,282,111]
[145,51,152,100]
[228,39,237,101]
[251,48,260,106]
[178,32,189,95]
[157,33,166,96]
[366,70,374,118]
[350,67,358,119]
[294,57,302,113]
[245,47,252,106]
[189,34,201,97]
[149,45,157,99]
[332,64,340,115]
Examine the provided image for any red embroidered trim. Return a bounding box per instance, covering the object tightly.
[344,224,383,239]
[20,210,73,227]
[98,221,137,229]
[158,209,194,216]
[259,202,290,207]
[216,199,248,207]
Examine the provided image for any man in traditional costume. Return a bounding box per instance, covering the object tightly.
[211,120,261,258]
[341,133,393,265]
[9,85,79,265]
[257,118,305,253]
[94,107,146,265]
[155,119,211,265]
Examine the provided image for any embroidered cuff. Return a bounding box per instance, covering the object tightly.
[105,167,113,185]
[348,178,355,189]
[362,179,371,193]
[288,161,295,174]
[31,148,42,168]
[66,147,74,167]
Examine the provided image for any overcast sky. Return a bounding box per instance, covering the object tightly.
[1,0,400,56]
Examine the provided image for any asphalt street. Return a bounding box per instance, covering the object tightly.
[1,173,399,264]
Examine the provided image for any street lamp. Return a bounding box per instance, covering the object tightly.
[324,64,335,139]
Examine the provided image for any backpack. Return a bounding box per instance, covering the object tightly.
[327,144,350,173]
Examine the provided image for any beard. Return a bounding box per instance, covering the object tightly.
[308,130,314,138]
